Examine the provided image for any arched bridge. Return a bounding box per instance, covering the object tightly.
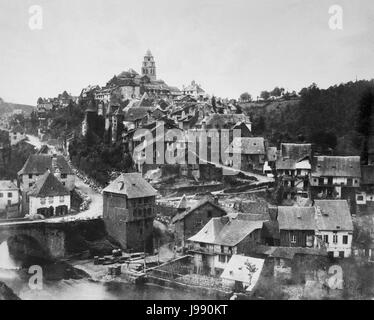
[0,220,66,259]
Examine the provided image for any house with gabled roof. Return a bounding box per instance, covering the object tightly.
[18,154,75,214]
[310,156,361,204]
[171,197,227,247]
[28,170,71,217]
[187,215,265,276]
[102,173,157,253]
[278,206,317,248]
[314,200,353,258]
[225,137,267,172]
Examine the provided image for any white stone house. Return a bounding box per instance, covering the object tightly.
[0,180,19,215]
[28,171,70,217]
[314,200,353,258]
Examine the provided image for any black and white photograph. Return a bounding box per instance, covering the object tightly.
[0,0,374,305]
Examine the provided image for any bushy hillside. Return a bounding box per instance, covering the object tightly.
[240,80,374,156]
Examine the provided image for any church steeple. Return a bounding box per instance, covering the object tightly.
[141,49,156,81]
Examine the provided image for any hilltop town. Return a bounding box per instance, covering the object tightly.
[0,50,374,300]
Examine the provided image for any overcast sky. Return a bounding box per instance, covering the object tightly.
[0,0,373,105]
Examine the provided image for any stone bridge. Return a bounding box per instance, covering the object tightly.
[0,220,66,259]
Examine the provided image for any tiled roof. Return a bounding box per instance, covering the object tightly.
[225,137,265,155]
[312,156,361,177]
[220,255,264,291]
[18,155,74,175]
[314,200,353,231]
[188,216,264,246]
[123,107,155,122]
[172,199,226,223]
[28,171,69,197]
[102,173,157,199]
[278,206,317,230]
[0,180,18,191]
[280,143,312,161]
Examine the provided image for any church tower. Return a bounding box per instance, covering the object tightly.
[141,49,156,81]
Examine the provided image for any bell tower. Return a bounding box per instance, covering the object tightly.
[141,49,156,81]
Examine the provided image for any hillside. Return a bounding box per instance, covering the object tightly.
[0,97,35,116]
[240,80,374,156]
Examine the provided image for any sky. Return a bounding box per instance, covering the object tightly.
[0,0,373,105]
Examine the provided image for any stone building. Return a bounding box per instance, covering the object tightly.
[187,215,264,276]
[28,170,71,217]
[141,49,156,81]
[18,154,75,215]
[171,197,227,247]
[102,173,157,253]
[0,180,20,219]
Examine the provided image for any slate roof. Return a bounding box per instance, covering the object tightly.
[123,107,155,122]
[188,216,264,247]
[102,173,157,199]
[172,199,226,223]
[220,255,265,291]
[28,171,70,197]
[0,180,18,191]
[361,165,374,185]
[277,206,317,230]
[280,143,312,161]
[314,200,353,231]
[18,155,74,175]
[225,137,265,155]
[312,156,361,177]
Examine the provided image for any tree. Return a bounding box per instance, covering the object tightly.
[356,89,374,164]
[270,87,283,97]
[239,92,252,102]
[309,131,338,153]
[260,91,270,101]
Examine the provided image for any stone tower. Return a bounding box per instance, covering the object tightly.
[141,49,156,81]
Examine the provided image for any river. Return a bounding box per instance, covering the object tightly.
[0,241,218,300]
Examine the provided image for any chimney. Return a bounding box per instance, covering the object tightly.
[213,195,219,205]
[220,216,230,225]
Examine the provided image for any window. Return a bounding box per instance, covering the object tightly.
[207,210,212,218]
[7,200,11,206]
[221,245,224,253]
[41,198,46,205]
[333,234,338,244]
[7,192,12,198]
[318,178,324,185]
[48,197,53,204]
[200,243,206,248]
[291,235,297,244]
[29,174,32,179]
[29,183,33,188]
[357,195,364,201]
[323,235,329,243]
[343,235,348,244]
[59,196,64,203]
[0,193,3,198]
[339,251,345,258]
[61,173,67,179]
[219,255,226,263]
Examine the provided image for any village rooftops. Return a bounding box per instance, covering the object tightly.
[102,172,157,199]
[187,215,264,247]
[280,143,312,161]
[201,113,250,128]
[28,171,69,197]
[18,154,74,176]
[314,200,353,232]
[220,254,265,292]
[0,180,18,191]
[225,137,266,155]
[171,198,226,224]
[277,206,317,230]
[312,156,361,177]
[123,106,155,122]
